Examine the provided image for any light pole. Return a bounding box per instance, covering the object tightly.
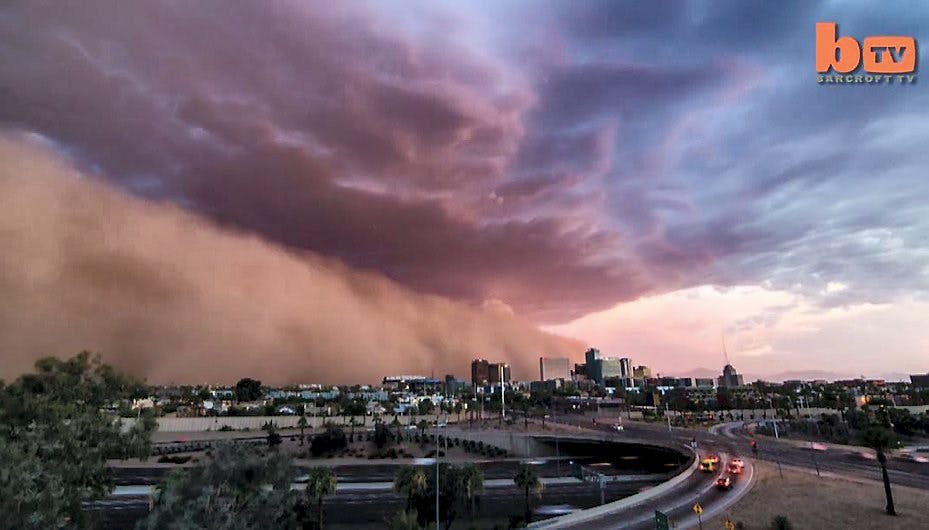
[768,397,783,478]
[665,402,672,439]
[501,382,506,424]
[435,422,444,530]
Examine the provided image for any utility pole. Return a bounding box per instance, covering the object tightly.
[435,424,440,530]
[553,404,560,477]
[769,397,783,478]
[665,402,672,439]
[500,364,506,422]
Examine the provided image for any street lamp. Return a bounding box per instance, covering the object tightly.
[767,397,783,478]
[665,402,672,439]
[434,422,447,530]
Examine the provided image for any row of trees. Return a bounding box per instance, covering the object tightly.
[392,462,543,529]
[142,445,543,529]
[140,443,337,530]
[0,352,157,529]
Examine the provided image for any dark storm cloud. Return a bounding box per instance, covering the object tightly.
[0,0,653,323]
[2,0,929,346]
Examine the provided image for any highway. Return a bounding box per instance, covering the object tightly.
[93,416,927,528]
[542,415,928,529]
[95,435,676,528]
[88,479,655,528]
[532,418,750,529]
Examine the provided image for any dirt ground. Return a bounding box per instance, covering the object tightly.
[708,462,929,529]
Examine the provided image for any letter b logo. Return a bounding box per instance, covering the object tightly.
[816,22,860,73]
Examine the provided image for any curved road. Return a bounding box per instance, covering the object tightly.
[544,415,929,529]
[539,419,754,529]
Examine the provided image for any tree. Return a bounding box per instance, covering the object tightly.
[418,399,434,416]
[374,421,390,450]
[514,463,543,524]
[138,443,304,530]
[454,402,463,423]
[417,419,430,438]
[387,510,424,530]
[310,424,347,457]
[456,463,484,519]
[305,467,337,530]
[392,416,403,443]
[396,463,483,529]
[298,414,309,446]
[0,352,156,529]
[234,378,263,402]
[771,515,793,529]
[264,421,283,448]
[394,465,428,511]
[862,426,897,516]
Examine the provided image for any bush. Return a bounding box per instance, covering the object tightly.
[311,425,348,457]
[771,515,792,530]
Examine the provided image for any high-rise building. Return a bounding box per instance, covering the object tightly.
[572,363,589,382]
[471,358,510,386]
[488,362,511,385]
[585,348,603,384]
[619,358,633,387]
[584,348,633,386]
[539,357,571,381]
[633,365,651,386]
[911,373,929,388]
[471,359,490,386]
[718,364,744,388]
[601,358,623,381]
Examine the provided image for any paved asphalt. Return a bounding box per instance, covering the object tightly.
[547,416,928,529]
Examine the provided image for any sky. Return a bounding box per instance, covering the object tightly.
[1,1,927,383]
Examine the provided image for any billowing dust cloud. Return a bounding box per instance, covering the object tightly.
[0,137,582,384]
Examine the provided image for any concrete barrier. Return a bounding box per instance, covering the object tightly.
[124,414,455,433]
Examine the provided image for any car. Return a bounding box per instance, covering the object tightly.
[715,476,732,490]
[700,458,717,473]
[727,463,743,475]
[613,424,624,431]
[896,452,929,464]
[730,457,745,469]
[707,455,720,464]
[810,442,828,451]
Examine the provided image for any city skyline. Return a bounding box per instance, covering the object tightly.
[1,2,928,383]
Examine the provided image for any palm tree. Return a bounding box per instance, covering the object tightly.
[387,509,424,530]
[392,416,403,443]
[417,419,429,439]
[457,463,484,519]
[298,414,309,446]
[514,463,543,523]
[305,467,337,529]
[394,465,428,511]
[862,426,897,515]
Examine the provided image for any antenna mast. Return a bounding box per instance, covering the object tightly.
[722,334,730,365]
